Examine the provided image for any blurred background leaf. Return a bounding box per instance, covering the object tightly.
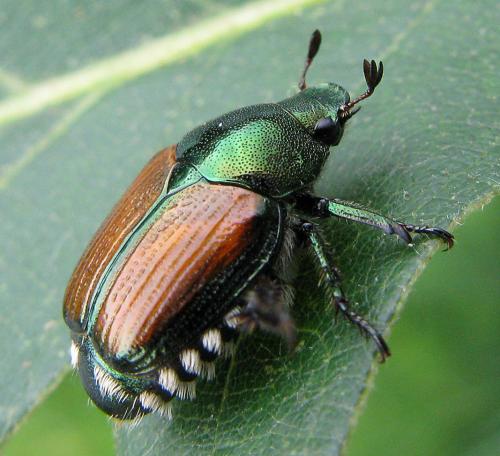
[0,0,497,455]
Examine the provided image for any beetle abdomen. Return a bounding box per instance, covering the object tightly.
[65,156,284,418]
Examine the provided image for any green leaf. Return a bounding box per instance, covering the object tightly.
[0,0,497,454]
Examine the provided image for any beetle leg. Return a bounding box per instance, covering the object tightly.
[292,193,454,250]
[299,221,391,362]
[236,275,297,350]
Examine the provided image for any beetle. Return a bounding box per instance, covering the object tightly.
[63,30,454,420]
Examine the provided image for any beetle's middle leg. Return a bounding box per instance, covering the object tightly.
[292,193,454,249]
[298,221,390,361]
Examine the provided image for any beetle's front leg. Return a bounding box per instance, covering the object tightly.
[293,193,454,249]
[299,221,390,361]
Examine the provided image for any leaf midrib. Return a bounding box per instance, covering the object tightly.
[0,0,323,127]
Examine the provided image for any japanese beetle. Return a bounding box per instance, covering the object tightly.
[63,30,454,420]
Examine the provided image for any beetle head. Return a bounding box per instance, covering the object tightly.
[292,30,383,147]
[283,83,351,147]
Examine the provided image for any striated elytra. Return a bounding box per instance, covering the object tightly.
[63,30,454,421]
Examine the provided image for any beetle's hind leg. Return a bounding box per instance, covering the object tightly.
[234,275,297,350]
[298,221,390,362]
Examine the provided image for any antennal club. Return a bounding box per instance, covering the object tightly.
[340,59,383,118]
[298,29,322,91]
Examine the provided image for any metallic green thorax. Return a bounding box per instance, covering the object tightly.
[176,84,349,197]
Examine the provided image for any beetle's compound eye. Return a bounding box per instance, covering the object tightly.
[313,117,342,146]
